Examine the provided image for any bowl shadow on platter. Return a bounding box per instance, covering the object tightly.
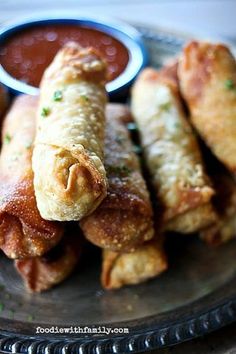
[0,235,236,337]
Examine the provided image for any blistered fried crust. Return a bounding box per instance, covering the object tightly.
[32,42,108,221]
[0,96,63,259]
[131,67,216,233]
[178,41,236,174]
[80,105,154,252]
[15,234,81,292]
[101,239,167,289]
[200,174,236,245]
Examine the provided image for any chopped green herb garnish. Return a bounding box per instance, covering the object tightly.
[127,122,137,131]
[5,293,11,299]
[53,90,63,102]
[4,133,11,144]
[225,79,235,90]
[107,165,132,177]
[0,303,4,313]
[27,314,34,322]
[160,102,171,111]
[0,284,5,291]
[41,107,51,117]
[80,95,90,102]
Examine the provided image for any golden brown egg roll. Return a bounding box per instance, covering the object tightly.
[101,239,167,289]
[0,95,63,259]
[178,41,236,175]
[80,104,154,252]
[131,66,216,233]
[32,42,108,221]
[15,233,81,292]
[200,173,236,246]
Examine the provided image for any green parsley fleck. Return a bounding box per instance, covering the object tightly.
[0,303,4,313]
[80,95,90,102]
[53,90,63,102]
[160,102,171,111]
[127,122,137,131]
[225,79,235,90]
[27,314,34,322]
[5,293,11,300]
[4,133,11,144]
[0,284,5,291]
[41,107,51,117]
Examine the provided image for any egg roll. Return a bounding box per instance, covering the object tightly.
[15,233,81,292]
[200,173,236,246]
[0,95,63,259]
[101,239,167,289]
[32,42,108,221]
[178,41,236,175]
[131,66,216,233]
[80,104,154,252]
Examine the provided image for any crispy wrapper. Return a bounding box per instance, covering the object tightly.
[178,41,236,175]
[80,104,154,252]
[131,66,216,233]
[101,238,167,289]
[15,233,82,292]
[0,95,63,259]
[32,42,108,221]
[200,173,236,246]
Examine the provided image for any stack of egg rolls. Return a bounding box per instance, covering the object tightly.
[0,95,63,259]
[32,42,108,221]
[131,64,217,233]
[81,103,167,288]
[0,94,82,292]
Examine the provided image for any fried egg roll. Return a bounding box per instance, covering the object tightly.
[0,95,63,259]
[131,66,216,233]
[80,104,154,252]
[15,233,81,292]
[178,41,236,175]
[201,173,236,246]
[101,239,167,289]
[32,42,108,221]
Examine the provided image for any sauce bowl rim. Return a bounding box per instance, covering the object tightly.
[0,14,148,96]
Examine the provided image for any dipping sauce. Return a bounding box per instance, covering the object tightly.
[0,24,129,87]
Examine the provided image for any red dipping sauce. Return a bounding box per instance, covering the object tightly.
[0,24,130,87]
